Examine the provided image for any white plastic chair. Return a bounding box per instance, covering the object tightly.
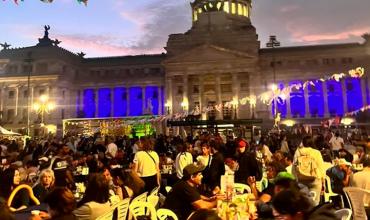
[343,187,370,220]
[147,194,159,208]
[157,208,178,220]
[96,208,115,220]
[150,186,160,196]
[324,175,344,207]
[234,183,251,194]
[165,186,172,193]
[335,208,352,220]
[129,201,157,220]
[117,198,130,220]
[132,191,148,204]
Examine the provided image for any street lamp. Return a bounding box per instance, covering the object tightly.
[32,95,55,125]
[164,101,171,115]
[180,99,188,112]
[266,35,280,118]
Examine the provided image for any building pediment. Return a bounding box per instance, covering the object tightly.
[163,44,254,65]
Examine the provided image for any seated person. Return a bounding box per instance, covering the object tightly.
[73,173,111,220]
[0,167,29,212]
[272,188,337,220]
[110,168,134,199]
[33,169,55,202]
[163,164,219,220]
[30,187,77,220]
[326,158,352,194]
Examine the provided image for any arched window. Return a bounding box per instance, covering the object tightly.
[98,88,111,118]
[145,86,159,115]
[308,81,324,117]
[83,89,95,118]
[326,80,343,117]
[129,87,143,116]
[346,78,363,112]
[113,87,127,117]
[289,81,305,118]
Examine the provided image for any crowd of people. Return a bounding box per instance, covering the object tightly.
[0,126,369,220]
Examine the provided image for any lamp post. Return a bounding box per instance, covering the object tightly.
[231,97,238,120]
[24,52,33,136]
[32,95,55,125]
[266,35,280,118]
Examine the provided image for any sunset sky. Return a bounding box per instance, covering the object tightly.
[1,0,370,57]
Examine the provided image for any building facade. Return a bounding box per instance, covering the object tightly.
[0,0,369,134]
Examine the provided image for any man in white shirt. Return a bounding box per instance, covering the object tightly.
[105,137,118,160]
[351,154,370,209]
[329,131,344,157]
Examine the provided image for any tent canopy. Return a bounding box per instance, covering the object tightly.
[0,126,21,136]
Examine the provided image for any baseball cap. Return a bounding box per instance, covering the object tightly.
[237,140,248,148]
[337,158,352,166]
[182,164,204,180]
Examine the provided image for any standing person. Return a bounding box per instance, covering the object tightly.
[280,135,290,154]
[235,140,262,184]
[292,135,325,206]
[133,137,160,193]
[351,154,370,217]
[175,142,194,180]
[329,131,344,158]
[208,140,225,195]
[33,169,55,202]
[105,137,117,160]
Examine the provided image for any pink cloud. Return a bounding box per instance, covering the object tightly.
[54,34,164,57]
[291,26,370,43]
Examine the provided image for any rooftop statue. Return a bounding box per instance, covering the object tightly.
[37,25,54,46]
[0,42,11,50]
[44,25,50,38]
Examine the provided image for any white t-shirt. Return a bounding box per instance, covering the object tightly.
[175,152,193,179]
[106,143,118,159]
[196,155,210,167]
[133,151,159,177]
[329,136,344,151]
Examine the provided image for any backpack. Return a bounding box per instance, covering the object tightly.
[295,148,317,182]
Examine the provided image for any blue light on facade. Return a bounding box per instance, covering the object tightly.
[308,80,325,117]
[98,88,111,117]
[113,87,127,117]
[346,78,363,112]
[145,86,159,115]
[289,81,305,118]
[129,87,143,116]
[327,80,344,116]
[83,89,95,118]
[161,86,165,115]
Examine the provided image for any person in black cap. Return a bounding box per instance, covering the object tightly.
[163,164,219,220]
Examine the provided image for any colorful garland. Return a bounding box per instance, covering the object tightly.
[4,0,88,5]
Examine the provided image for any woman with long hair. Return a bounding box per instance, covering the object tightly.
[73,173,111,220]
[0,166,28,211]
[32,169,55,202]
[132,136,160,193]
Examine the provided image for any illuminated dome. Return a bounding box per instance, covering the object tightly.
[191,0,252,22]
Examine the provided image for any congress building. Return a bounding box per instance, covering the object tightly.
[0,0,369,135]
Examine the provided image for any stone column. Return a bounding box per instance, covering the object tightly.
[15,86,19,116]
[157,85,162,115]
[0,87,3,120]
[95,88,99,118]
[322,82,329,117]
[111,87,115,117]
[216,74,222,119]
[361,77,368,106]
[126,86,130,116]
[341,79,348,113]
[142,86,146,115]
[232,73,240,118]
[304,85,310,118]
[183,74,188,111]
[285,83,291,118]
[166,77,173,114]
